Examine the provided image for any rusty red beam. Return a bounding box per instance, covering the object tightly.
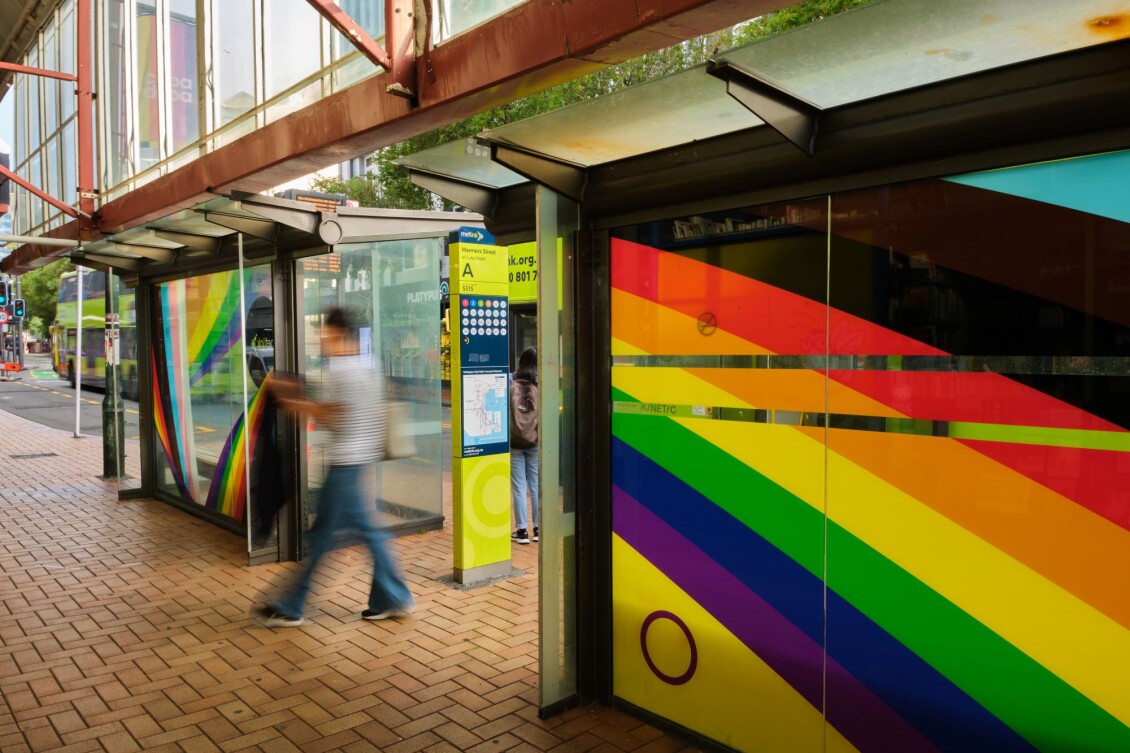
[0,162,81,218]
[385,0,416,98]
[0,61,77,82]
[2,0,788,272]
[76,0,95,224]
[305,0,392,71]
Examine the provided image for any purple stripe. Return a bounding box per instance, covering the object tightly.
[613,486,939,753]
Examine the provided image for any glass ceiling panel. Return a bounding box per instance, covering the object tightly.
[396,138,528,189]
[719,0,1127,108]
[481,65,761,167]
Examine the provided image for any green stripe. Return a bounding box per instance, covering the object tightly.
[949,421,1130,452]
[613,406,1130,752]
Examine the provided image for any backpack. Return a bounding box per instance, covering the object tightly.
[510,379,538,448]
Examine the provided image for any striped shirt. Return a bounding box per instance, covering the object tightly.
[325,354,387,466]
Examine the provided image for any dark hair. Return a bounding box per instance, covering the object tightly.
[515,346,537,382]
[324,306,354,333]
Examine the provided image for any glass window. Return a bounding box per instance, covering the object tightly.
[43,136,58,210]
[433,0,525,44]
[13,78,25,167]
[169,0,199,152]
[59,3,76,122]
[61,121,77,206]
[102,0,131,189]
[136,1,161,170]
[27,47,40,149]
[28,153,42,229]
[264,0,322,114]
[298,239,444,533]
[214,0,255,126]
[333,0,384,58]
[43,24,58,136]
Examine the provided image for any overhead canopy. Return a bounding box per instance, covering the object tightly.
[397,0,1130,238]
[67,192,482,283]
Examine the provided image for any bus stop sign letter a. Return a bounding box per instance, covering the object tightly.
[449,226,512,585]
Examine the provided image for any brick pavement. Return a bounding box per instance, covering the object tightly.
[0,409,702,752]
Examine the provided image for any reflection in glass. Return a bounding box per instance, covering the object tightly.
[59,4,75,121]
[61,121,77,206]
[136,2,161,170]
[102,0,131,188]
[169,0,200,152]
[299,240,444,535]
[43,25,58,136]
[215,0,255,125]
[433,0,526,43]
[264,0,322,116]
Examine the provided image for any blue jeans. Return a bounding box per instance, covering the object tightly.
[273,463,412,618]
[510,446,539,531]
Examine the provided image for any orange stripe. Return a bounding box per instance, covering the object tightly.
[687,368,906,419]
[611,289,773,356]
[804,426,1130,630]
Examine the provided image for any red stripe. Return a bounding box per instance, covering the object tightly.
[826,370,1126,433]
[612,238,943,356]
[958,439,1130,532]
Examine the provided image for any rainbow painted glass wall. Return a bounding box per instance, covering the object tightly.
[610,150,1130,752]
[153,266,274,526]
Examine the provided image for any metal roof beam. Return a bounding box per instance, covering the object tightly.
[201,213,277,241]
[73,251,140,272]
[707,58,821,156]
[110,243,177,264]
[403,170,499,217]
[150,229,221,254]
[485,142,586,201]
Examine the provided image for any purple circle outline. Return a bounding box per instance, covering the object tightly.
[640,610,698,685]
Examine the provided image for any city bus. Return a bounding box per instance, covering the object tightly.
[52,270,140,400]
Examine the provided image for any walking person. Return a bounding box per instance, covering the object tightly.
[510,346,539,544]
[254,307,414,627]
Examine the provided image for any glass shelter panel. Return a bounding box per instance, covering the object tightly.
[824,153,1130,753]
[152,266,275,544]
[605,149,1130,752]
[298,240,444,536]
[609,199,830,752]
[169,0,201,152]
[536,190,579,708]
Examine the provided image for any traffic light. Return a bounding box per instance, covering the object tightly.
[12,299,24,318]
[0,281,8,306]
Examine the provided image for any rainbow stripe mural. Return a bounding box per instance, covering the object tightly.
[610,154,1130,752]
[153,268,273,521]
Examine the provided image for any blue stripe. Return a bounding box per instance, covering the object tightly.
[612,432,1036,753]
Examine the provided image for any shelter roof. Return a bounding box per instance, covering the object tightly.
[396,0,1130,240]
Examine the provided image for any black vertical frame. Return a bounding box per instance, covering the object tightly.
[576,224,613,704]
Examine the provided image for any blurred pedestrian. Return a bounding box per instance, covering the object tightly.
[254,307,414,627]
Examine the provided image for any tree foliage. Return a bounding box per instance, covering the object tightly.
[19,258,72,336]
[342,0,874,210]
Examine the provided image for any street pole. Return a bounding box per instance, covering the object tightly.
[74,267,83,437]
[15,275,23,371]
[103,269,124,478]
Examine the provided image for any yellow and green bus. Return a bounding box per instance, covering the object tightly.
[52,270,140,400]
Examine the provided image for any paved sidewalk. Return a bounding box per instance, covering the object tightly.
[0,409,701,753]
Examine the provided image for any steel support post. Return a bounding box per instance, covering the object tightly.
[102,270,124,479]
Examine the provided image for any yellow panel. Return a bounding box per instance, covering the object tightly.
[452,453,511,569]
[613,535,857,753]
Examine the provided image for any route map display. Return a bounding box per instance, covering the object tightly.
[460,370,508,455]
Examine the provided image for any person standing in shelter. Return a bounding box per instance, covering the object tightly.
[510,346,539,544]
[254,306,414,627]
